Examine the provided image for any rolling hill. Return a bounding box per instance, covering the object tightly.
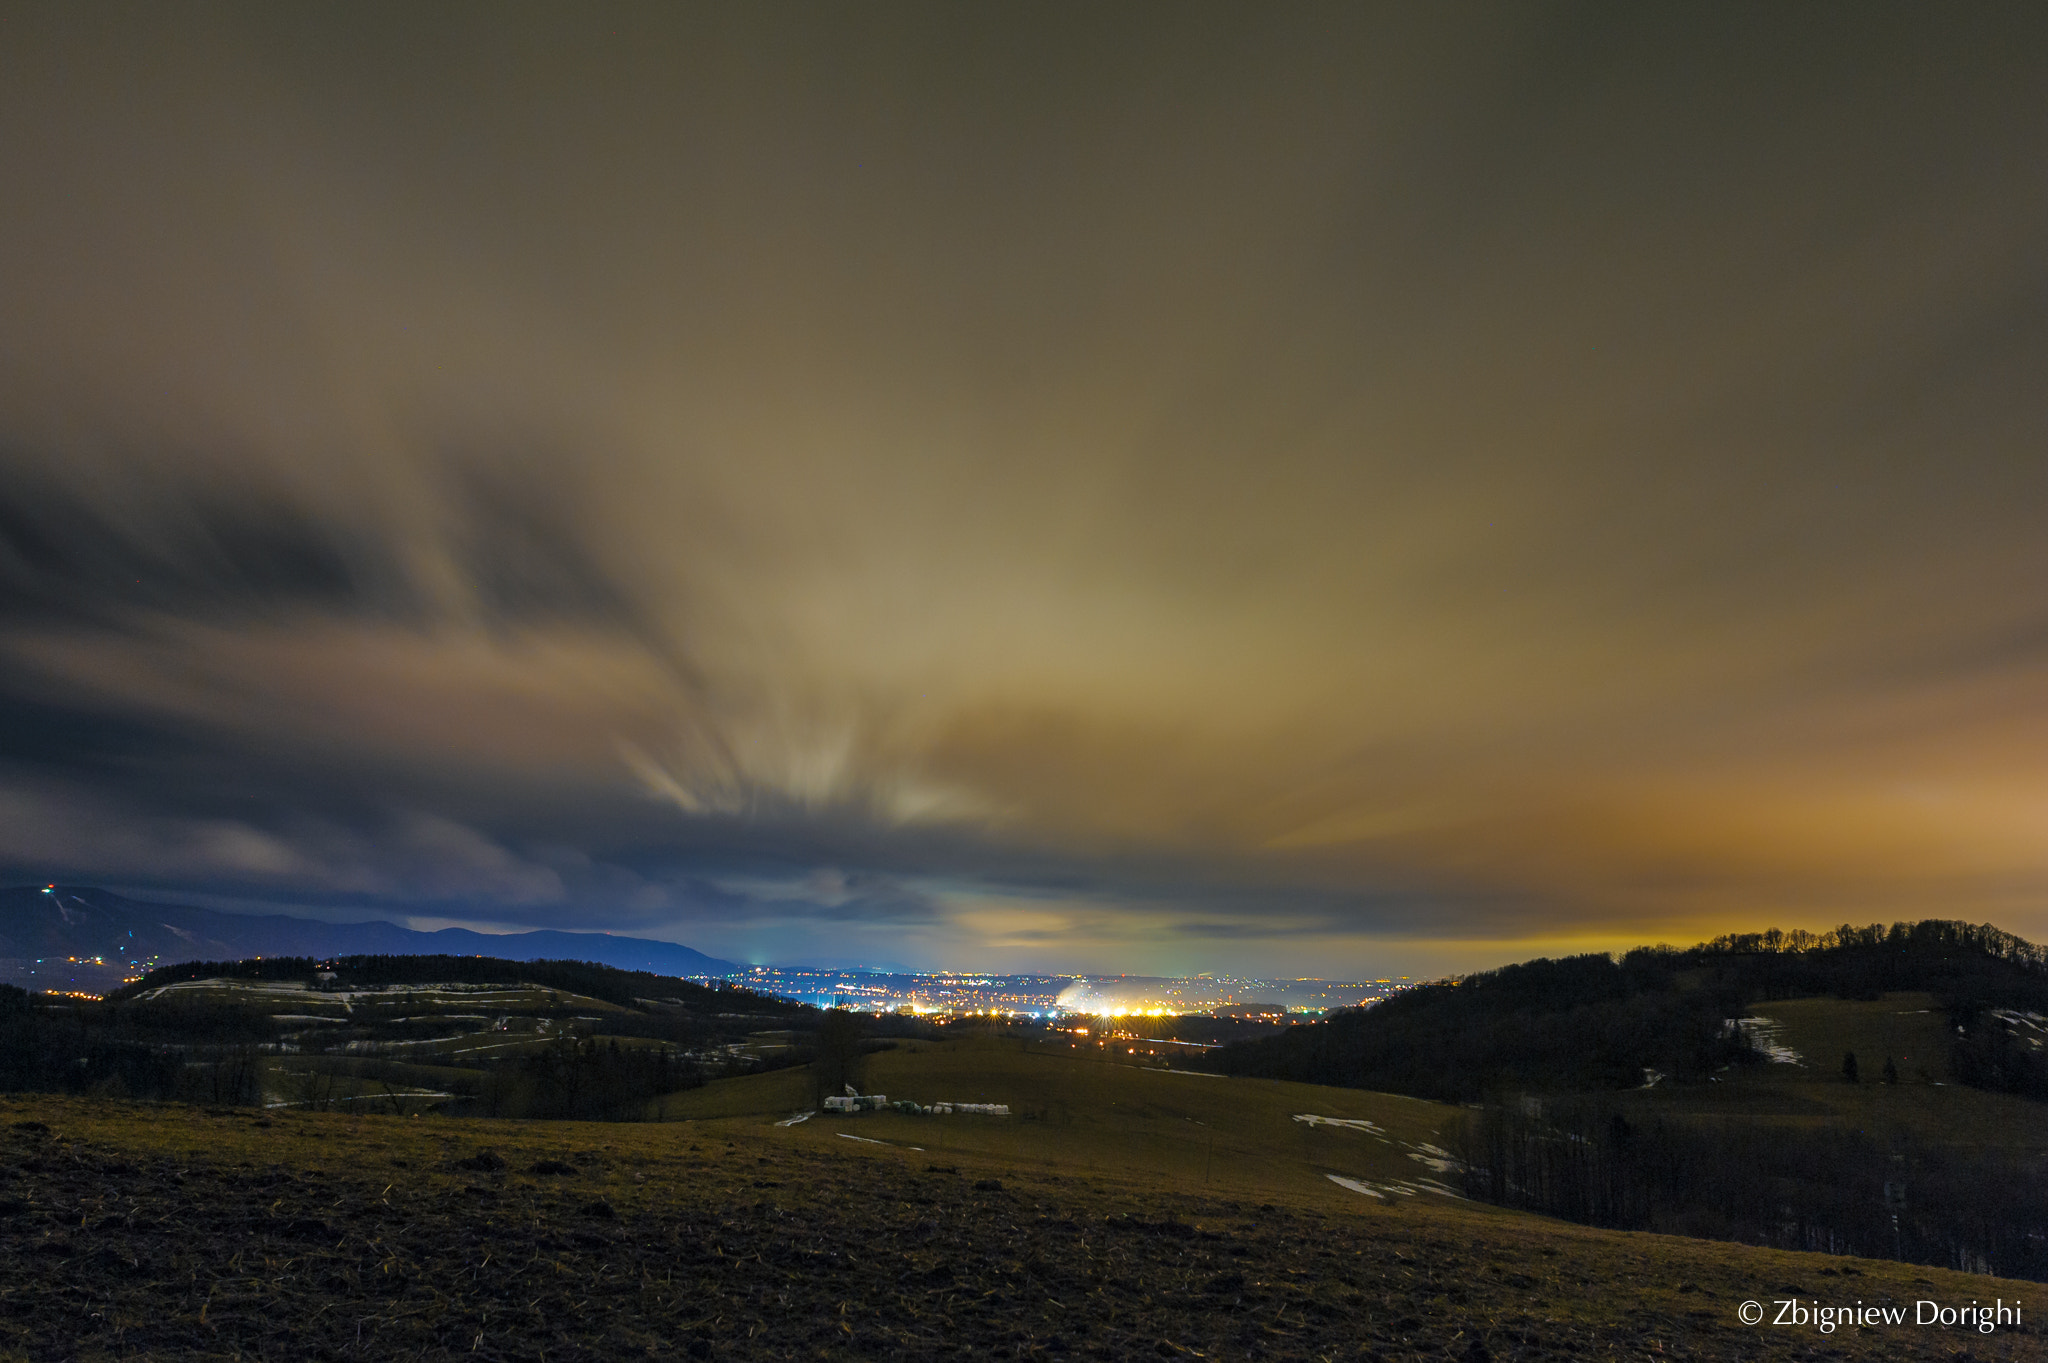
[1196,922,2048,1280]
[1203,920,2048,1101]
[3,953,810,1118]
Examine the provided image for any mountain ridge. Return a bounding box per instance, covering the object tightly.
[0,884,741,992]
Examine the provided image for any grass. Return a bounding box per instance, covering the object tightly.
[1748,993,1956,1083]
[1616,992,2048,1159]
[664,1038,1478,1208]
[5,992,2042,1359]
[4,1034,2039,1361]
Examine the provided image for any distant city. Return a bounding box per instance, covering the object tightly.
[5,883,1419,1018]
[692,965,1414,1018]
[17,951,1413,1018]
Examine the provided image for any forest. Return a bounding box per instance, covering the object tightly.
[1203,919,2048,1101]
[1451,1096,2048,1281]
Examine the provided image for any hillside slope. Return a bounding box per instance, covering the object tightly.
[1206,921,2048,1102]
[2,1089,2034,1361]
[1202,924,2048,1280]
[3,954,811,1118]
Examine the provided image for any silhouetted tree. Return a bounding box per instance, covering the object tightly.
[1454,1095,2048,1280]
[810,1009,866,1106]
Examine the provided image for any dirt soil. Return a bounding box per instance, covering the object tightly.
[0,1100,2036,1361]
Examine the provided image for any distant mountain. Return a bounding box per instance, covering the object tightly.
[0,885,741,993]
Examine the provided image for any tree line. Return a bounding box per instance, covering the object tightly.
[0,982,265,1104]
[1676,920,2048,1009]
[471,1033,703,1120]
[110,953,804,1016]
[1452,1098,2048,1281]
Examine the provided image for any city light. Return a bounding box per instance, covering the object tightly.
[689,967,1412,1019]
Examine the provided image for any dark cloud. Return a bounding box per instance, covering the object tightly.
[0,466,366,626]
[0,443,661,631]
[0,693,205,772]
[445,461,640,630]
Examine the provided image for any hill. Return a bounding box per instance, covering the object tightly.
[2,954,811,1120]
[0,884,742,993]
[1,1059,2034,1360]
[1201,922,2048,1280]
[1203,920,2048,1102]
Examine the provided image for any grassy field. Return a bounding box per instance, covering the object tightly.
[1614,992,2048,1158]
[2,1035,2038,1361]
[661,1037,1478,1209]
[1747,993,1956,1084]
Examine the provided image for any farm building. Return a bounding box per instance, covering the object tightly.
[822,1094,888,1112]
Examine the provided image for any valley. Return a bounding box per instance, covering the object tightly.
[3,931,2043,1359]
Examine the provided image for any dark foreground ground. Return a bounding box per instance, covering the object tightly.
[0,1098,2036,1361]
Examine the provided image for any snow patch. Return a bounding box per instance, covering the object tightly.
[1326,1174,1386,1198]
[1726,1016,1802,1065]
[1294,1113,1385,1134]
[1405,1142,1462,1175]
[1327,1172,1466,1200]
[1991,1010,2047,1049]
[835,1132,922,1150]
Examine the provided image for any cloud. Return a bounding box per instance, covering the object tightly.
[0,7,2044,973]
[392,814,566,906]
[0,777,318,885]
[700,869,944,927]
[0,770,575,912]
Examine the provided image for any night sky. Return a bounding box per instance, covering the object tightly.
[2,5,2045,976]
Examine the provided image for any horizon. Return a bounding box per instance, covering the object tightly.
[4,8,2047,978]
[3,879,1462,981]
[13,882,2033,994]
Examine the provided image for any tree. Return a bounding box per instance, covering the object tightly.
[1842,1051,1859,1084]
[811,1009,866,1107]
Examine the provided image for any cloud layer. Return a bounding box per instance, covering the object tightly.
[2,6,2045,973]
